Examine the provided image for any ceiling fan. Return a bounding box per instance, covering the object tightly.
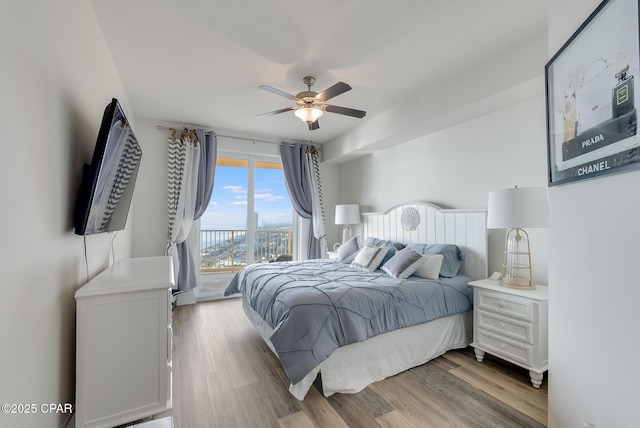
[257,76,366,130]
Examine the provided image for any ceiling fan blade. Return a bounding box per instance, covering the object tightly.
[259,85,299,101]
[308,120,320,130]
[256,107,295,117]
[324,104,367,118]
[316,82,351,102]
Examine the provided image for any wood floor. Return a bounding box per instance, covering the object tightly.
[171,297,548,428]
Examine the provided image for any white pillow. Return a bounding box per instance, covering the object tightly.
[413,254,444,279]
[350,245,389,272]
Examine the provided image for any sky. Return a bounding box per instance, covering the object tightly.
[199,164,293,230]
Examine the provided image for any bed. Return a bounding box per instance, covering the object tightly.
[224,202,487,400]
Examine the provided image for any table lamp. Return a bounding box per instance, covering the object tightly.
[487,186,547,289]
[335,204,360,244]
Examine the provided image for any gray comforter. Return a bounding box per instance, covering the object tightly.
[224,259,472,384]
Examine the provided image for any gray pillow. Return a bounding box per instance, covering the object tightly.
[337,236,360,263]
[408,243,464,277]
[363,237,406,250]
[381,247,426,279]
[363,237,405,265]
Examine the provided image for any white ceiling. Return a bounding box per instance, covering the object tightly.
[92,0,548,144]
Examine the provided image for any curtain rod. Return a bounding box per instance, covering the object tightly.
[156,125,321,150]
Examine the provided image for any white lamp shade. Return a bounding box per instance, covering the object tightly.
[295,107,324,123]
[487,187,548,229]
[335,204,361,225]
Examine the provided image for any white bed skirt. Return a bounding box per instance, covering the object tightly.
[241,299,472,400]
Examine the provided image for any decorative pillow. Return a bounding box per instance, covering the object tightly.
[363,237,406,250]
[350,246,389,272]
[337,236,360,263]
[381,247,426,279]
[413,254,445,279]
[363,237,406,265]
[408,243,464,277]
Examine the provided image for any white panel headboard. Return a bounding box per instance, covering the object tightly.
[362,202,487,280]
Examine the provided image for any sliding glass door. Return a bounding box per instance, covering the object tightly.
[200,152,293,272]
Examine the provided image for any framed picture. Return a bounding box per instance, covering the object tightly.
[545,0,640,186]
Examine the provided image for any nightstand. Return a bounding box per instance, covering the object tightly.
[468,279,548,388]
[326,251,338,261]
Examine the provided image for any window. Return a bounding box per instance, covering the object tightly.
[199,153,293,271]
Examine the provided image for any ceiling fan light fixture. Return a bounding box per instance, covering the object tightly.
[258,76,366,126]
[295,107,324,123]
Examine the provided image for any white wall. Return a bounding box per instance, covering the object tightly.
[0,1,133,427]
[323,30,548,164]
[548,0,640,427]
[332,42,550,284]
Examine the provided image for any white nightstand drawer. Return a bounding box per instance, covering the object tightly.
[476,310,533,344]
[476,330,533,366]
[477,289,534,321]
[469,279,548,388]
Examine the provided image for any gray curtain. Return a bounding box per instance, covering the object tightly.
[176,129,217,291]
[280,143,321,259]
[166,130,200,286]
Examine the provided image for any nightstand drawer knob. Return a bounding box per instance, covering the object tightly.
[499,322,506,329]
[499,343,506,350]
[498,301,506,308]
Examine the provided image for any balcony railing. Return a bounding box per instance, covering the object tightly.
[200,229,293,272]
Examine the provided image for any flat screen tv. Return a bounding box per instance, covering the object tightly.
[74,98,142,235]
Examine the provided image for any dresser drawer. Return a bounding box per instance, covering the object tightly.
[476,289,534,321]
[476,330,533,366]
[476,310,533,344]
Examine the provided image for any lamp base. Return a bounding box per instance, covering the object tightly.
[342,225,352,244]
[500,228,536,290]
[499,277,536,290]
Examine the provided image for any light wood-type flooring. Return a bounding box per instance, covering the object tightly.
[171,297,548,428]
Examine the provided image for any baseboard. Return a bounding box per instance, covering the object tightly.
[176,289,196,306]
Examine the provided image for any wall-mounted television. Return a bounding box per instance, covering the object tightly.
[74,98,142,235]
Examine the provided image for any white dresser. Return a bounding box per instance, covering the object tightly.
[75,257,175,428]
[469,279,548,388]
